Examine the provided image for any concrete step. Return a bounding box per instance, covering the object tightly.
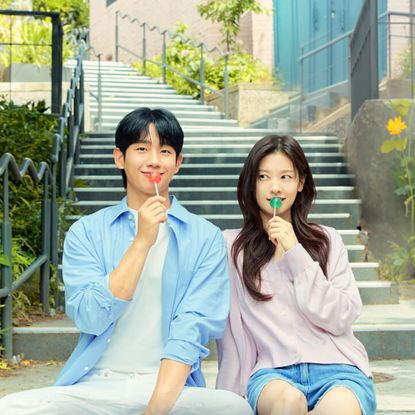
[77,149,346,163]
[97,89,179,97]
[84,129,337,139]
[71,185,356,201]
[13,301,414,361]
[89,96,197,105]
[84,79,174,87]
[87,82,175,92]
[81,135,342,146]
[100,118,239,129]
[89,102,216,112]
[76,161,350,175]
[80,140,341,153]
[75,173,353,187]
[1,359,415,414]
[90,108,224,120]
[73,180,356,202]
[191,213,357,231]
[85,77,161,85]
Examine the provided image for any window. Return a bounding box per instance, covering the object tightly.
[106,0,116,6]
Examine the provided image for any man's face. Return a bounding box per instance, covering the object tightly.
[114,123,182,199]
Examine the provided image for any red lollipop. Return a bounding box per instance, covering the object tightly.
[148,172,161,184]
[147,171,161,195]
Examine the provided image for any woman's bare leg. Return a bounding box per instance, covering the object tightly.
[257,379,308,415]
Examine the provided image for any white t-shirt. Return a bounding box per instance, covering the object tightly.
[95,208,170,373]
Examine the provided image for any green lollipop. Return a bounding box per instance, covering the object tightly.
[269,197,282,209]
[270,197,282,216]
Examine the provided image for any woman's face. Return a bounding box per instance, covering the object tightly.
[255,151,304,224]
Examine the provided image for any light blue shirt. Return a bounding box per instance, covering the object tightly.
[55,196,229,387]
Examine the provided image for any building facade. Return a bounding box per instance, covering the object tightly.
[89,0,274,68]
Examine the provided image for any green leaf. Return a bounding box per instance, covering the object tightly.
[390,99,412,117]
[380,140,397,153]
[380,139,408,153]
[0,253,10,267]
[394,138,408,151]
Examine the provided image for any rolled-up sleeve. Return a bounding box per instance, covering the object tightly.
[63,221,130,336]
[161,229,230,373]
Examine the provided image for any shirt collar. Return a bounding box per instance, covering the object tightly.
[108,195,190,225]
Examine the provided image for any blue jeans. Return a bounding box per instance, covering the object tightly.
[247,363,376,415]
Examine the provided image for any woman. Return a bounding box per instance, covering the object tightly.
[216,135,376,415]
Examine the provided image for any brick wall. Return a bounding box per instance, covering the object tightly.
[89,0,274,70]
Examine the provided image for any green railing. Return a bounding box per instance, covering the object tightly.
[0,42,86,359]
[114,11,230,118]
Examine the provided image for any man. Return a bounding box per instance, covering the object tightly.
[0,108,253,414]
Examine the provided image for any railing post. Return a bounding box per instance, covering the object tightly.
[299,50,304,133]
[199,44,205,105]
[59,119,67,198]
[369,0,379,100]
[1,167,13,359]
[410,0,414,99]
[387,12,391,79]
[162,32,167,84]
[50,155,60,308]
[115,11,119,62]
[51,14,63,115]
[40,174,50,314]
[142,24,147,75]
[79,60,85,135]
[97,54,102,131]
[68,110,75,191]
[223,53,229,119]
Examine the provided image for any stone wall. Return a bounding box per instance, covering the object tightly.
[206,83,289,127]
[344,99,414,259]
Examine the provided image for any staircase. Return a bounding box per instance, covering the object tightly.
[13,61,414,365]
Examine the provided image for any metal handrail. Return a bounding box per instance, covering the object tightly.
[0,39,86,359]
[0,154,53,358]
[114,11,229,117]
[69,28,103,130]
[294,9,415,130]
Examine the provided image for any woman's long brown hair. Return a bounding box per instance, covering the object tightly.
[232,135,330,301]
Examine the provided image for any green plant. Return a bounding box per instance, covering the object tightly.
[198,0,267,53]
[398,42,415,80]
[132,23,275,98]
[0,16,74,67]
[380,100,415,280]
[0,99,74,320]
[0,0,88,68]
[33,0,89,33]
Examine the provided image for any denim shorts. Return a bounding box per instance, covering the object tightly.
[247,363,377,415]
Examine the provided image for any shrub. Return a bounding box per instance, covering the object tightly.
[0,99,73,323]
[131,24,277,98]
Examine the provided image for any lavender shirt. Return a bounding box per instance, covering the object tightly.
[216,226,371,397]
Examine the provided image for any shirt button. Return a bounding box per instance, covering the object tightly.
[83,366,89,371]
[107,338,111,343]
[128,215,133,221]
[129,237,134,241]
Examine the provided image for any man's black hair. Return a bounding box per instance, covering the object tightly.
[115,107,184,188]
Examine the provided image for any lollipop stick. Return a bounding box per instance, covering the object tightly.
[154,182,159,196]
[273,207,276,217]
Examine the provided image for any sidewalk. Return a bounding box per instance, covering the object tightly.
[1,359,414,413]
